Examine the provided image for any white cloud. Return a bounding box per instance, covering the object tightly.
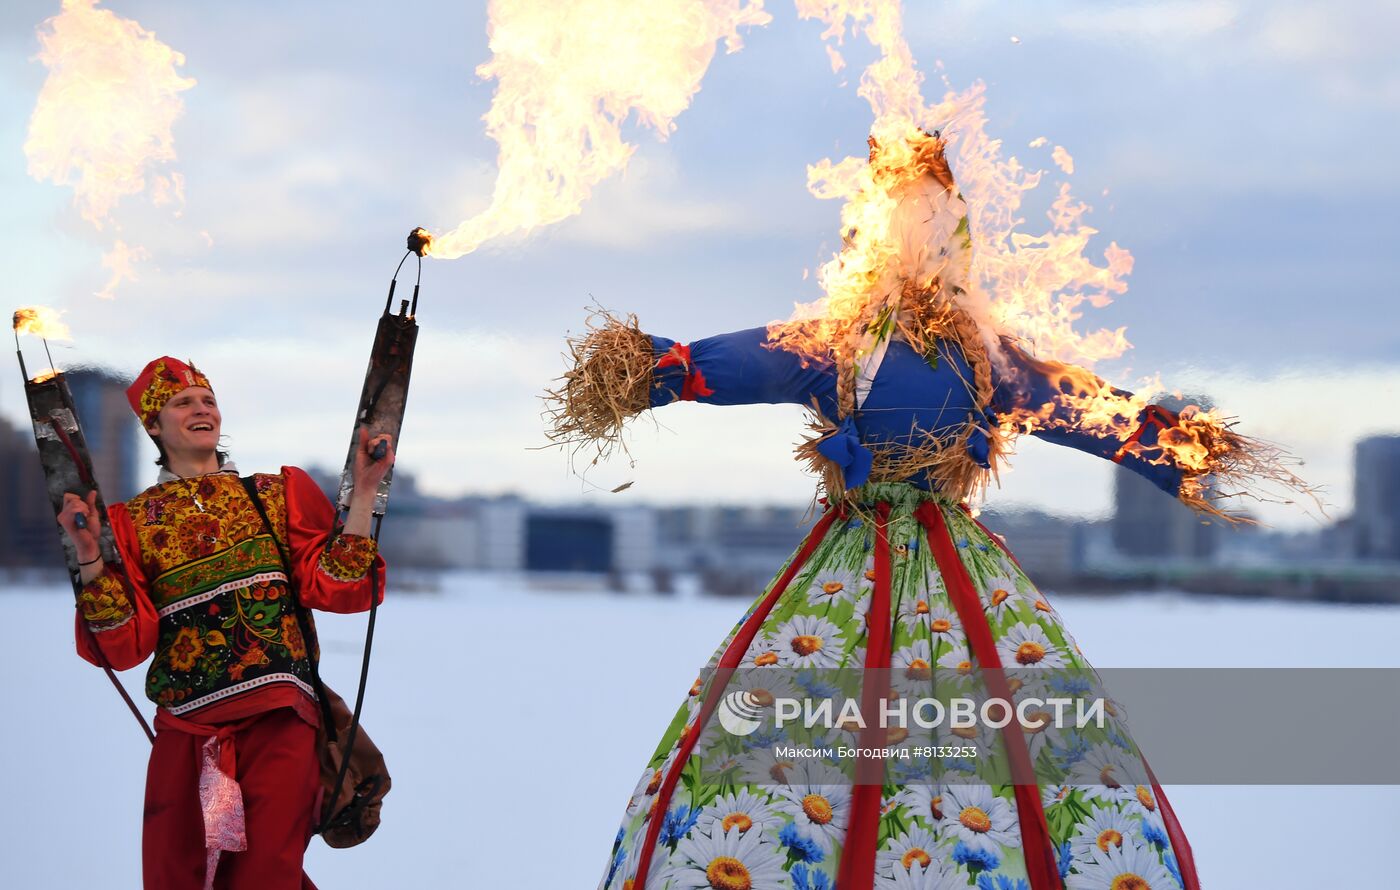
[1049,1,1400,109]
[1056,1,1240,42]
[1255,6,1348,62]
[1253,4,1400,108]
[552,150,751,250]
[1253,4,1400,65]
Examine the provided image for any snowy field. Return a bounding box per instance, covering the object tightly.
[1,574,1397,889]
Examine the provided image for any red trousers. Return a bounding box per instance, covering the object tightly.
[144,708,320,890]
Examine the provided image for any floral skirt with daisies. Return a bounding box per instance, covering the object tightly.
[600,483,1198,890]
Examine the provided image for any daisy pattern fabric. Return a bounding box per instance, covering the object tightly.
[601,485,1192,890]
[567,323,1203,890]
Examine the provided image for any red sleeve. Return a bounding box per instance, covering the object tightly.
[74,503,159,671]
[282,466,386,613]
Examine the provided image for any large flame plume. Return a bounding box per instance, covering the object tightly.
[765,1,1306,515]
[24,0,195,298]
[13,306,73,341]
[424,0,770,259]
[773,2,1133,368]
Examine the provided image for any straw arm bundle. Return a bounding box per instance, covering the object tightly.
[543,310,656,465]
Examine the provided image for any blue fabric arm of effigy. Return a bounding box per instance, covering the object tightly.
[991,345,1183,498]
[649,327,839,416]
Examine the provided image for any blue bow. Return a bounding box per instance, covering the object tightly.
[817,416,874,489]
[964,407,997,469]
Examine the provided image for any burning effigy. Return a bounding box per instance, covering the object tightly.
[549,136,1206,890]
[541,5,1317,890]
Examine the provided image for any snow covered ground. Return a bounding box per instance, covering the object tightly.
[1,574,1396,889]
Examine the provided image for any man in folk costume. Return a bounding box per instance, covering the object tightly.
[57,356,393,890]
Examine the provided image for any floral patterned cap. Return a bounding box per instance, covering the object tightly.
[126,356,214,427]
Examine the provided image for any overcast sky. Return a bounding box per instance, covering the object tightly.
[2,0,1395,528]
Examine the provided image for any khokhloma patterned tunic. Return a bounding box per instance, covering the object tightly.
[585,325,1202,890]
[74,466,383,722]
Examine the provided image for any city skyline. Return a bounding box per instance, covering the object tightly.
[2,351,1388,528]
[3,370,1396,578]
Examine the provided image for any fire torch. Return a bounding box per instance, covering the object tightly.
[317,227,429,838]
[12,307,153,740]
[334,227,430,526]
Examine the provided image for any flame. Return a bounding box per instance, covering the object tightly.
[766,3,1136,376]
[24,0,194,296]
[758,4,1137,422]
[995,355,1243,502]
[12,306,72,340]
[752,2,1302,513]
[424,0,770,259]
[30,368,62,384]
[762,2,960,365]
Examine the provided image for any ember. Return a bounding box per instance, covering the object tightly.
[406,228,433,257]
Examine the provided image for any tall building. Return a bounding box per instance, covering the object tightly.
[0,368,140,567]
[0,415,60,566]
[978,507,1085,580]
[522,504,656,574]
[66,369,143,501]
[1111,394,1220,562]
[1354,436,1400,560]
[1113,468,1219,561]
[652,504,814,595]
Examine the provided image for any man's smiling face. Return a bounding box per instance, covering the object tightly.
[147,386,221,459]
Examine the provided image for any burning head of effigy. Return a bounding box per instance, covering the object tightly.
[768,129,986,372]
